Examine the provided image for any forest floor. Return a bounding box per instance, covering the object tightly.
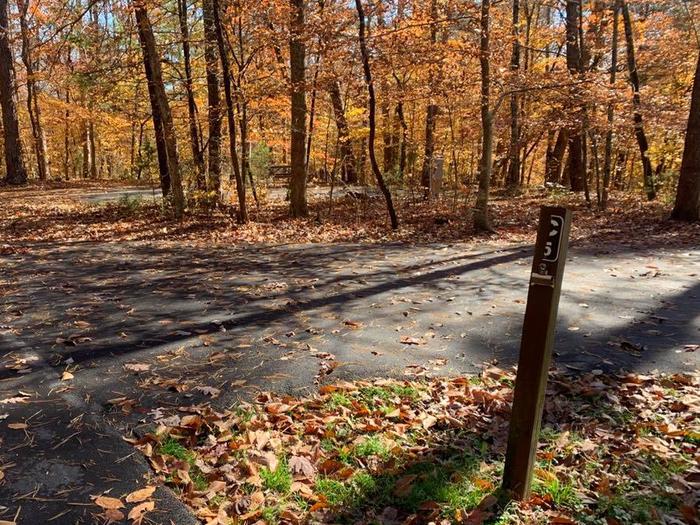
[0,182,698,524]
[2,179,700,247]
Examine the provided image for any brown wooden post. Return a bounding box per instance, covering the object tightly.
[502,205,572,500]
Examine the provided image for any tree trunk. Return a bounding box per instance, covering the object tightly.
[63,90,70,180]
[671,51,700,221]
[89,120,97,179]
[81,110,89,179]
[396,101,408,180]
[602,2,619,210]
[177,0,205,188]
[545,129,568,184]
[420,0,439,196]
[566,0,585,191]
[17,0,50,181]
[306,55,320,174]
[212,0,246,221]
[289,0,308,217]
[0,0,28,185]
[421,104,439,195]
[355,0,398,229]
[620,0,656,200]
[506,0,521,191]
[474,0,494,232]
[134,0,184,216]
[202,0,222,192]
[329,80,357,183]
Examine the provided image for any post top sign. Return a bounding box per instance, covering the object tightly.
[530,206,571,288]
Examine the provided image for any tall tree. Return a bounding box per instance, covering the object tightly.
[545,130,568,185]
[474,0,495,231]
[506,0,521,191]
[0,0,28,185]
[620,0,656,200]
[420,0,439,197]
[329,80,357,184]
[212,0,247,221]
[177,0,205,187]
[601,1,620,210]
[17,0,50,181]
[202,0,222,192]
[289,0,308,217]
[134,0,185,216]
[565,0,585,192]
[355,0,398,229]
[671,52,700,221]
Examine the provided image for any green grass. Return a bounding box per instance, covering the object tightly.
[577,454,691,524]
[325,392,353,409]
[209,494,225,507]
[159,437,195,464]
[191,470,209,491]
[159,437,211,491]
[683,431,700,445]
[357,384,420,406]
[316,478,354,506]
[396,457,490,515]
[314,449,493,521]
[260,505,280,524]
[353,435,390,458]
[533,475,580,509]
[260,459,292,494]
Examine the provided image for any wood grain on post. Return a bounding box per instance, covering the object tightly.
[502,205,572,500]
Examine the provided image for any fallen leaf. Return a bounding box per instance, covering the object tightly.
[127,501,154,523]
[124,363,150,372]
[125,486,156,503]
[195,386,221,398]
[93,495,124,510]
[289,455,315,480]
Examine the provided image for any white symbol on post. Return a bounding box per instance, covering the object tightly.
[542,215,563,263]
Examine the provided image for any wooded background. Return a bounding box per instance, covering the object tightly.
[0,0,698,225]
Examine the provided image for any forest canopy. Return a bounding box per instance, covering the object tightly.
[0,0,699,226]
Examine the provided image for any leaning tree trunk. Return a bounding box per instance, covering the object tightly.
[212,0,247,221]
[474,0,495,232]
[177,0,205,188]
[134,0,184,216]
[329,80,357,183]
[0,0,28,185]
[671,52,700,221]
[355,0,398,229]
[620,0,655,200]
[17,0,50,181]
[289,0,308,217]
[602,2,620,210]
[202,0,222,193]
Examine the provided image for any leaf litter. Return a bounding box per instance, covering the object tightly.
[127,368,698,524]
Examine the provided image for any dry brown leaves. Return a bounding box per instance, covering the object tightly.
[129,368,699,525]
[2,183,698,248]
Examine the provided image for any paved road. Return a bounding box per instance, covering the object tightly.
[77,187,161,204]
[1,239,698,523]
[75,184,374,204]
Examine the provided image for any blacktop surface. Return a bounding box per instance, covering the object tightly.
[1,234,698,523]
